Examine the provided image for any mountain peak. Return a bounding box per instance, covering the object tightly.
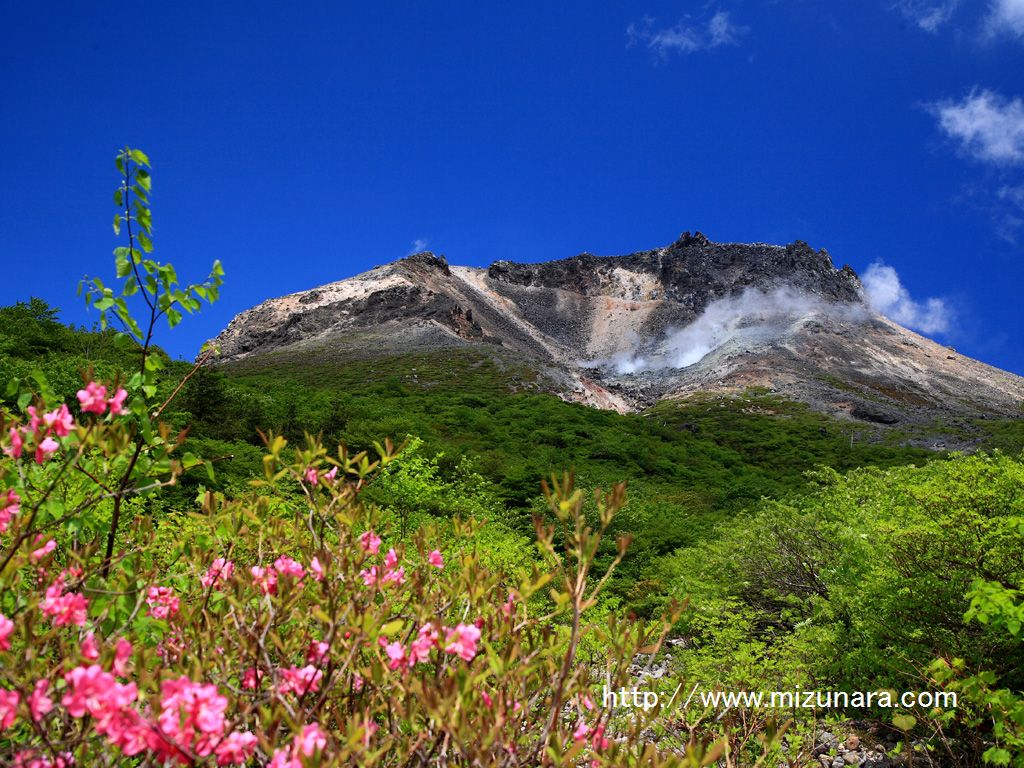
[206,233,1024,436]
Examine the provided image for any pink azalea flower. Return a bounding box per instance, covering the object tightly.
[113,637,133,677]
[359,566,379,587]
[251,565,278,595]
[30,538,56,562]
[40,577,88,627]
[201,558,234,590]
[361,717,379,747]
[273,555,305,581]
[295,723,327,758]
[323,466,338,483]
[35,436,59,464]
[277,665,323,696]
[80,631,100,660]
[0,689,20,731]
[307,640,329,665]
[501,592,516,618]
[384,548,399,569]
[12,748,74,768]
[573,721,590,741]
[591,723,610,750]
[309,556,324,581]
[28,679,53,722]
[107,388,128,415]
[241,666,264,690]
[4,427,23,458]
[26,406,42,433]
[268,750,301,768]
[304,467,318,485]
[43,404,75,437]
[427,549,444,568]
[145,586,180,620]
[481,690,493,708]
[444,622,482,662]
[0,614,12,652]
[384,640,408,671]
[155,676,229,760]
[382,565,405,585]
[410,623,439,664]
[359,530,381,555]
[76,381,108,415]
[0,489,19,533]
[214,730,258,766]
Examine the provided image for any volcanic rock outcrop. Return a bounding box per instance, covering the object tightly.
[207,233,1024,433]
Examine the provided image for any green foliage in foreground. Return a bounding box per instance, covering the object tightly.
[659,451,1024,763]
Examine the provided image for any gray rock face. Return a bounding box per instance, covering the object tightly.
[205,232,1024,433]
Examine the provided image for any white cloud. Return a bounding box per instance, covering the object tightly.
[984,0,1024,39]
[995,184,1024,242]
[891,0,961,32]
[930,89,1024,165]
[862,263,952,335]
[627,10,747,58]
[407,238,429,256]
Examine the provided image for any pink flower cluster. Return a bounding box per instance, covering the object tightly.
[276,665,323,697]
[382,619,482,671]
[40,572,89,627]
[6,404,71,464]
[249,554,318,595]
[360,547,405,587]
[77,381,128,416]
[201,558,235,590]
[303,465,338,486]
[0,489,19,534]
[359,529,381,554]
[58,663,256,765]
[2,381,126,466]
[30,536,56,562]
[146,586,181,620]
[10,748,73,768]
[0,613,13,651]
[269,723,327,768]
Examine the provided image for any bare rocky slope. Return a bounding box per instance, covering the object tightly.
[207,232,1024,437]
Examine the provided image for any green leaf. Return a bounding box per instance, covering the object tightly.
[136,169,151,191]
[138,231,153,253]
[892,714,916,732]
[128,148,151,167]
[113,214,121,235]
[381,619,405,636]
[115,250,131,278]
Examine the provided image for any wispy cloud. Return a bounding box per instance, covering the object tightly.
[407,238,430,256]
[890,0,961,32]
[929,89,1024,165]
[984,0,1024,40]
[862,263,952,335]
[995,184,1024,242]
[627,10,747,58]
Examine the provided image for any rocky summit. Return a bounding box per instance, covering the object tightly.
[207,232,1024,438]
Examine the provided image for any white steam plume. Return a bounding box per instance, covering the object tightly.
[608,286,867,374]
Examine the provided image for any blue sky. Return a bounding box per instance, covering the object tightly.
[1,1,1022,373]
